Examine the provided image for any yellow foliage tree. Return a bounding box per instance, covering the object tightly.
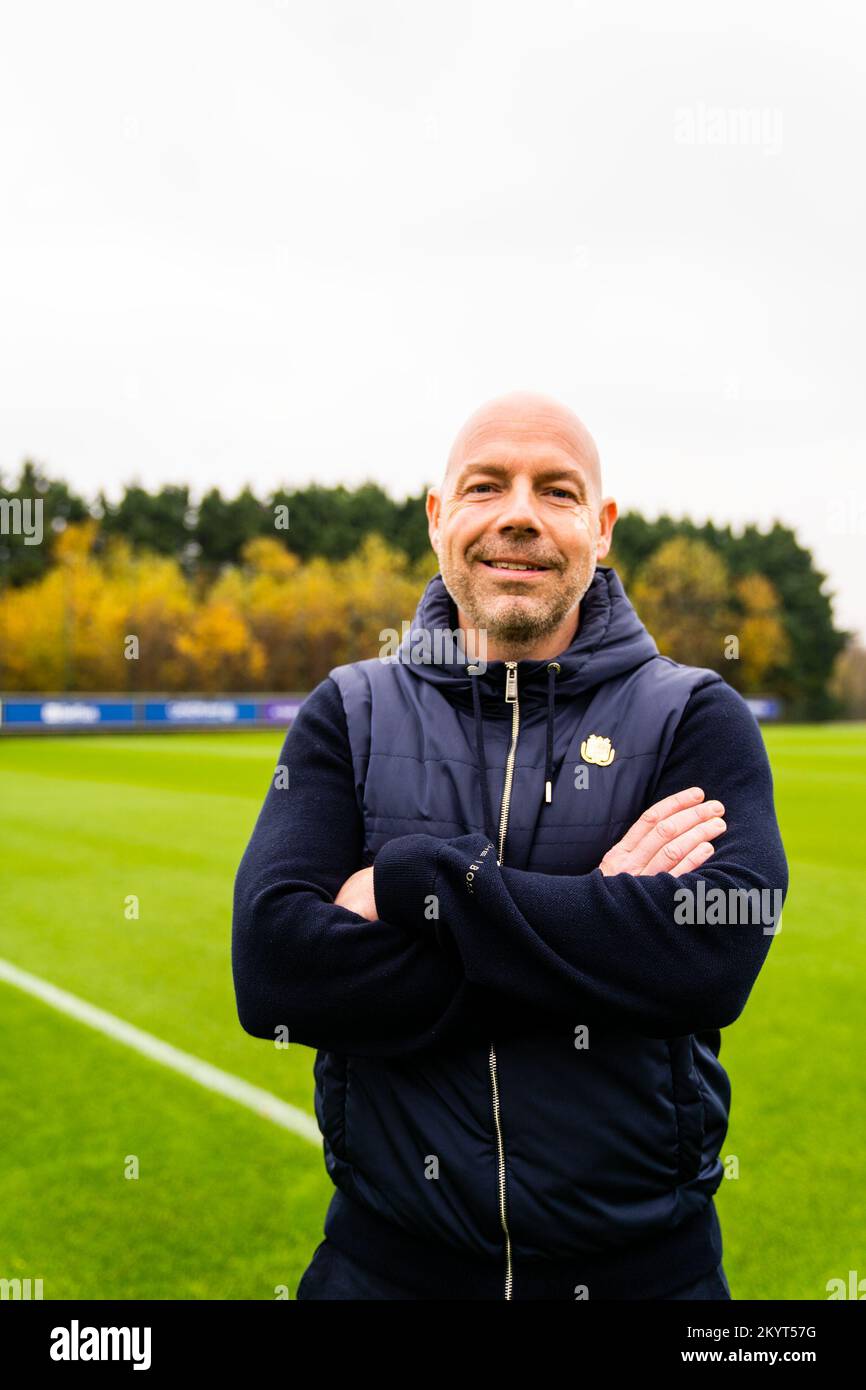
[630,540,789,692]
[1,525,464,693]
[631,538,734,672]
[0,521,195,690]
[731,573,790,691]
[173,598,266,691]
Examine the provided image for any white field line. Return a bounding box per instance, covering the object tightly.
[0,956,321,1145]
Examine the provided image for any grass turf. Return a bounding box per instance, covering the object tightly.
[0,725,863,1299]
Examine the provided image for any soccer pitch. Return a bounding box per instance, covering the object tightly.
[1,724,863,1300]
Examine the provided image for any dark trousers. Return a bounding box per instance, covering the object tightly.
[295,1238,732,1301]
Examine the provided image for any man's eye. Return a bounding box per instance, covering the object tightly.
[466,483,578,499]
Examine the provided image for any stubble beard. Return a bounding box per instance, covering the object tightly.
[440,547,598,653]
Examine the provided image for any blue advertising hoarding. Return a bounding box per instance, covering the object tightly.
[1,692,779,732]
[0,696,305,732]
[744,696,782,721]
[1,700,137,727]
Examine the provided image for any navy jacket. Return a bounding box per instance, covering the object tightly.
[232,565,789,1299]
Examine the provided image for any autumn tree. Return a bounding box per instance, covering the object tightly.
[829,642,866,718]
[631,538,734,673]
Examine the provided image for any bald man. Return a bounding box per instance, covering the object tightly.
[233,392,788,1301]
[429,391,615,661]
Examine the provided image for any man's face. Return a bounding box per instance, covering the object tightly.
[426,397,617,658]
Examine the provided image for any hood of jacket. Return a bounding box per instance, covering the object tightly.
[396,563,658,702]
[392,564,660,845]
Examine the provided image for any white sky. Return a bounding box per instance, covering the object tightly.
[1,0,864,638]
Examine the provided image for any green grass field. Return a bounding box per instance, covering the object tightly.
[1,724,863,1300]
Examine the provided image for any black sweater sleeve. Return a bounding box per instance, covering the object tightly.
[231,676,477,1057]
[373,678,789,1038]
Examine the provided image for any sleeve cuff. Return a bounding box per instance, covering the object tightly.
[374,834,443,932]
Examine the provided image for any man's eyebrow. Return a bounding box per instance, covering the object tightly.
[453,460,590,497]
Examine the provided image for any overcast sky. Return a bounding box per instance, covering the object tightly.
[1,0,864,638]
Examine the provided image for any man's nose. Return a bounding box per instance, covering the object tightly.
[493,480,544,534]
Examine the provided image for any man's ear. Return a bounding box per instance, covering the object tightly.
[595,497,618,562]
[426,487,441,554]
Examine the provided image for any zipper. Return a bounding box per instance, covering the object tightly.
[489,659,519,1300]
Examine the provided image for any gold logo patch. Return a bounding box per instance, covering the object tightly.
[580,734,615,766]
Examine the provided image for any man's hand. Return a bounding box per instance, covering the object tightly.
[334,865,379,920]
[599,786,726,878]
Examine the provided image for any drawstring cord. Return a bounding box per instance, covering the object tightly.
[544,661,560,803]
[469,667,496,844]
[468,661,561,839]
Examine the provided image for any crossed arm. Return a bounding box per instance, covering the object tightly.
[231,674,788,1054]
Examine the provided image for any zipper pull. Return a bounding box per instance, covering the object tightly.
[504,661,518,703]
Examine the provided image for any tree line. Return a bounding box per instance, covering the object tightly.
[0,459,853,718]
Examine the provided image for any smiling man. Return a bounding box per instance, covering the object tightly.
[433,393,613,660]
[232,390,788,1301]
